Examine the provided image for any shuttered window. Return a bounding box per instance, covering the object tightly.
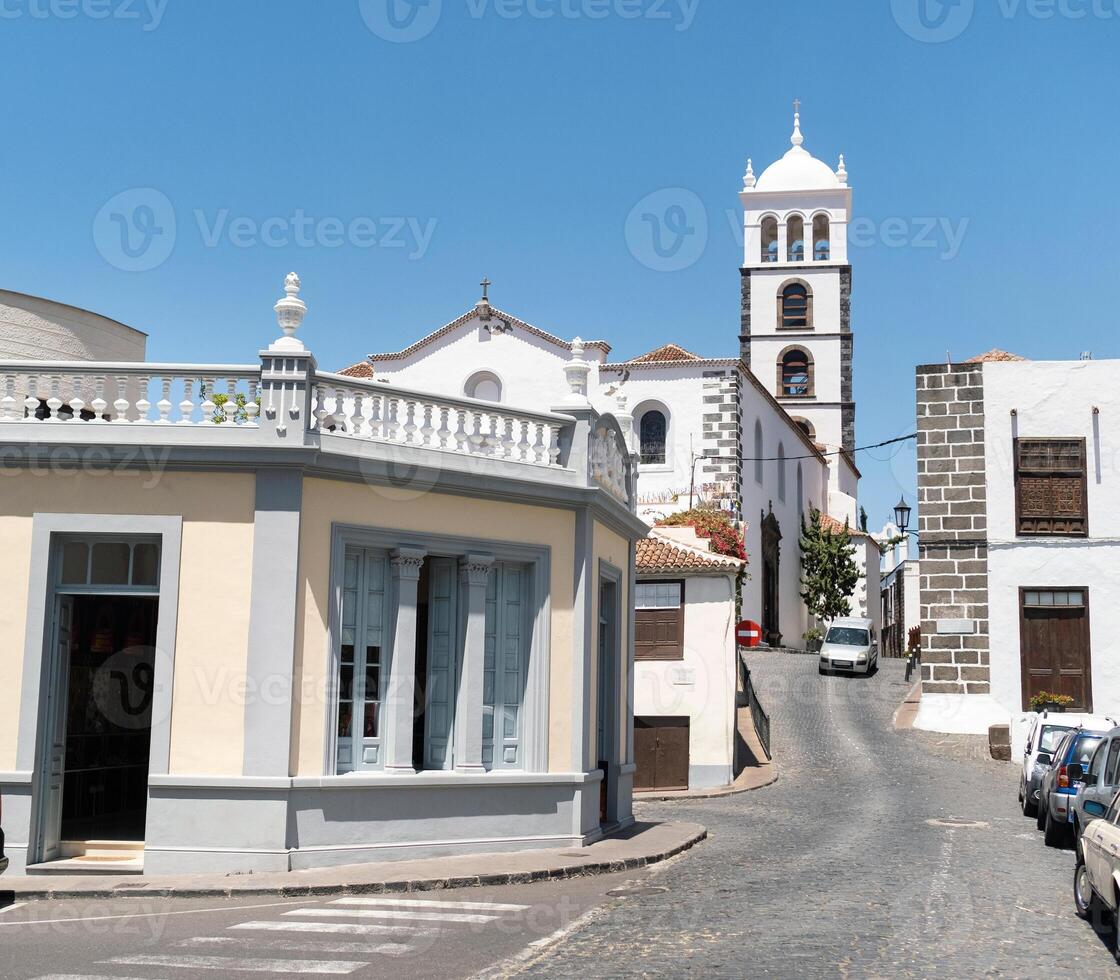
[423,557,458,771]
[635,580,685,661]
[483,562,530,770]
[1014,438,1088,537]
[336,547,389,773]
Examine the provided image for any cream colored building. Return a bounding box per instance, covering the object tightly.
[0,275,645,876]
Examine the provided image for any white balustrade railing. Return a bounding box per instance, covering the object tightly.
[0,362,262,426]
[311,372,567,468]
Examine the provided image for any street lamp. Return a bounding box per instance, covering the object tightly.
[894,496,914,536]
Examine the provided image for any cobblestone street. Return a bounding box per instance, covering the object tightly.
[517,652,1118,978]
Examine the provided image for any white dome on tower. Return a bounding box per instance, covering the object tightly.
[754,111,844,192]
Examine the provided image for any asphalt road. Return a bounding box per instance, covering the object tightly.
[515,652,1119,978]
[1,652,1114,978]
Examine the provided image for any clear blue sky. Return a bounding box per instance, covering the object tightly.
[1,0,1115,531]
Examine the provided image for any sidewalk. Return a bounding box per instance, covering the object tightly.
[0,820,706,903]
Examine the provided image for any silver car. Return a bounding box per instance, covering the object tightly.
[1072,726,1120,853]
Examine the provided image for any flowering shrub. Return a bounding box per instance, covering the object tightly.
[656,508,747,562]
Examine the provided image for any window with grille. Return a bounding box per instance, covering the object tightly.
[780,284,810,329]
[1014,439,1088,537]
[640,410,668,465]
[635,580,684,661]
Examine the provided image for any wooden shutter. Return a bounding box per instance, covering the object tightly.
[635,581,685,661]
[424,557,457,771]
[483,562,529,769]
[1015,439,1088,536]
[337,547,388,773]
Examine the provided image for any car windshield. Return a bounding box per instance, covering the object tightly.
[1039,725,1073,753]
[826,628,869,647]
[1070,735,1104,767]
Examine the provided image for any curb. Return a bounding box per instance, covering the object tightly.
[5,827,709,903]
[635,766,779,803]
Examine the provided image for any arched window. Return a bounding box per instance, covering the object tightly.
[760,216,778,264]
[792,417,816,441]
[464,371,503,402]
[779,348,813,398]
[639,409,667,465]
[813,214,831,261]
[754,419,764,485]
[777,443,787,502]
[796,463,804,519]
[787,215,805,263]
[779,282,811,330]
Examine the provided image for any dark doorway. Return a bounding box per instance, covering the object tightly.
[597,577,619,826]
[60,595,157,842]
[634,717,689,792]
[1020,589,1092,711]
[412,559,432,772]
[761,505,783,647]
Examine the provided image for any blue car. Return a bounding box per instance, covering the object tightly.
[1037,726,1109,848]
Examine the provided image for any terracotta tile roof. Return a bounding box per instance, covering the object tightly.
[636,533,745,575]
[338,360,375,378]
[966,348,1027,363]
[603,343,737,370]
[364,304,610,364]
[819,513,873,540]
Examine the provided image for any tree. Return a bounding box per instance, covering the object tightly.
[799,507,860,622]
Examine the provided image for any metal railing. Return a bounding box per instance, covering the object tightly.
[739,657,772,761]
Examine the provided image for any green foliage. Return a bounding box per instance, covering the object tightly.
[1029,691,1075,711]
[799,507,860,622]
[803,627,824,644]
[656,508,747,562]
[210,392,259,425]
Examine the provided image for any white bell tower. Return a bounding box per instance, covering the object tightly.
[739,107,856,474]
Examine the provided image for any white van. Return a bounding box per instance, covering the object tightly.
[818,617,878,675]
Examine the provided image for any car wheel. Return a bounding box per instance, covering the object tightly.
[1044,808,1067,848]
[818,666,827,676]
[1036,799,1047,830]
[1074,859,1095,920]
[1022,792,1037,819]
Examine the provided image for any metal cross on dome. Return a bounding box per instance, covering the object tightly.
[793,98,801,114]
[480,277,491,302]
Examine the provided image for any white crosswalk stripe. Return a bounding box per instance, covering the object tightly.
[105,953,368,974]
[233,919,431,937]
[179,935,415,957]
[285,906,498,924]
[330,897,530,913]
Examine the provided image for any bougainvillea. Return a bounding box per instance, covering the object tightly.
[655,508,748,562]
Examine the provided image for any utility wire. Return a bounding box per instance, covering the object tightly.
[695,432,917,464]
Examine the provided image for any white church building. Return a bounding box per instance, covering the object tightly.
[340,110,878,789]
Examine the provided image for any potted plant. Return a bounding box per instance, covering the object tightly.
[803,627,824,654]
[1029,691,1075,713]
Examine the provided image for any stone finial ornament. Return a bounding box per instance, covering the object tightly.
[272,272,308,351]
[837,154,848,186]
[791,108,804,148]
[743,158,756,189]
[563,337,591,405]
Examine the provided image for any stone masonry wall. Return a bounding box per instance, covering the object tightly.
[702,370,742,521]
[916,362,990,696]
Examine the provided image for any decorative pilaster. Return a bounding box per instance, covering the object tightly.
[454,554,495,773]
[382,547,426,774]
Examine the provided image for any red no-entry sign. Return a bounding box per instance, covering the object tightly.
[737,620,763,649]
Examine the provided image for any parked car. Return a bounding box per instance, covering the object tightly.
[0,795,7,875]
[1072,727,1120,853]
[1074,787,1120,961]
[1037,726,1109,847]
[818,618,878,676]
[1019,712,1114,818]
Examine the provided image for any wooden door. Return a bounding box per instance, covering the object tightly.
[1019,589,1092,711]
[634,717,689,792]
